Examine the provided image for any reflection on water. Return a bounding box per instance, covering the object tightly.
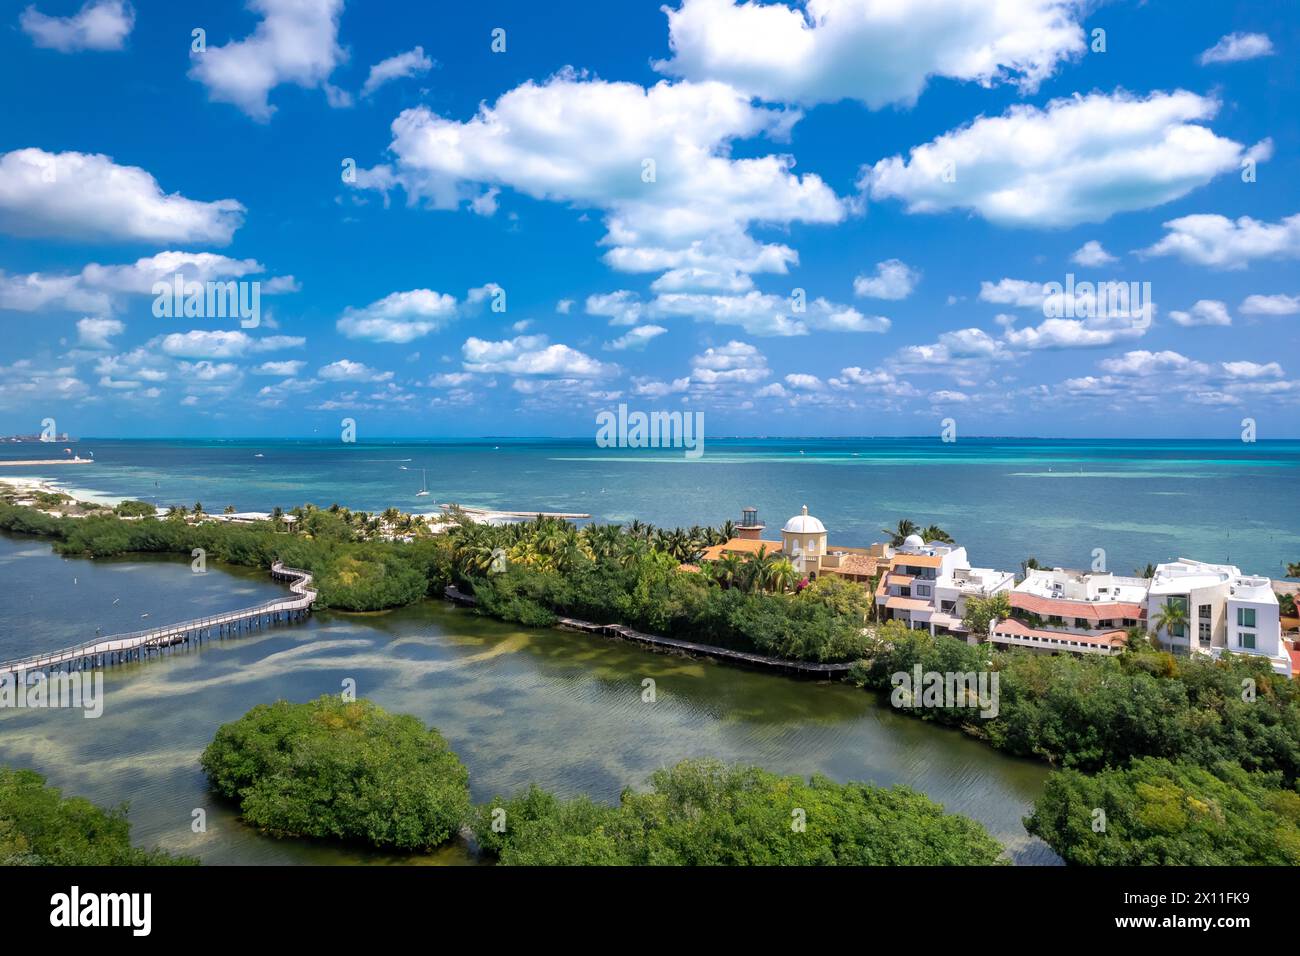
[0,533,1058,865]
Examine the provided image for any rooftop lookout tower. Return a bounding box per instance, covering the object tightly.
[737,506,765,540]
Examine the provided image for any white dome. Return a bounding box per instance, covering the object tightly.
[782,505,826,534]
[902,533,925,548]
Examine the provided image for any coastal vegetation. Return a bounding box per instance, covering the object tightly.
[0,494,877,661]
[201,696,470,851]
[851,628,1300,783]
[199,700,1001,864]
[1026,758,1300,865]
[0,498,451,612]
[468,549,878,662]
[7,489,1300,866]
[0,767,194,866]
[472,758,1004,866]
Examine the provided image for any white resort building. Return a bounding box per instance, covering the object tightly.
[988,568,1148,657]
[875,535,1012,637]
[698,505,1295,677]
[1147,559,1291,676]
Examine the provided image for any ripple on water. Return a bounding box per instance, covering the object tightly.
[0,535,1061,864]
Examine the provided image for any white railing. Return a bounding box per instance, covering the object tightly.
[0,562,316,674]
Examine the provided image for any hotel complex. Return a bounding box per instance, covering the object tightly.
[702,505,1297,677]
[989,568,1148,658]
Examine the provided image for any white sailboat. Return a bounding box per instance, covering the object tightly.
[416,468,430,497]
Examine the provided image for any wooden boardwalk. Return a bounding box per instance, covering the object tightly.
[443,585,852,678]
[0,562,317,677]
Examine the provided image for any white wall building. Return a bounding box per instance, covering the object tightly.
[989,568,1148,657]
[875,535,1010,636]
[1148,559,1290,676]
[933,566,1015,636]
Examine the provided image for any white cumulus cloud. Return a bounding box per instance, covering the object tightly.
[1199,32,1274,65]
[0,148,244,244]
[863,91,1257,227]
[656,0,1086,107]
[1141,212,1300,269]
[20,0,133,53]
[354,71,846,290]
[1168,299,1231,327]
[853,259,919,300]
[362,46,434,97]
[189,0,347,121]
[337,289,459,343]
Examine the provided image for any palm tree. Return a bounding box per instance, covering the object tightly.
[713,552,744,589]
[882,519,919,546]
[1020,556,1042,580]
[223,504,236,514]
[271,506,284,531]
[1278,592,1297,618]
[1152,600,1190,644]
[718,520,737,542]
[1134,562,1156,578]
[619,537,649,569]
[769,558,798,593]
[1287,562,1300,579]
[920,524,953,544]
[865,570,884,621]
[742,546,777,592]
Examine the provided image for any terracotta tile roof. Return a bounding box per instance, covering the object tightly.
[825,553,880,576]
[887,573,915,587]
[700,538,783,561]
[1010,592,1146,622]
[992,618,1128,648]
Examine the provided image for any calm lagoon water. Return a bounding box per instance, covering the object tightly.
[0,533,1056,865]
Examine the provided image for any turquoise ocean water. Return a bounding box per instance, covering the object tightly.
[3,437,1297,579]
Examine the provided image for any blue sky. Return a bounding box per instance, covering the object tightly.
[1,0,1297,438]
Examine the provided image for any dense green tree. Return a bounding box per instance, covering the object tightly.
[961,591,1010,637]
[0,767,193,866]
[1027,758,1300,865]
[202,696,470,851]
[852,628,1300,783]
[475,759,1004,866]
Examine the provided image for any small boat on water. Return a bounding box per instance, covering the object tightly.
[416,468,430,497]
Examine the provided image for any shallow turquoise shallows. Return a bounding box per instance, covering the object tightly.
[3,436,1298,578]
